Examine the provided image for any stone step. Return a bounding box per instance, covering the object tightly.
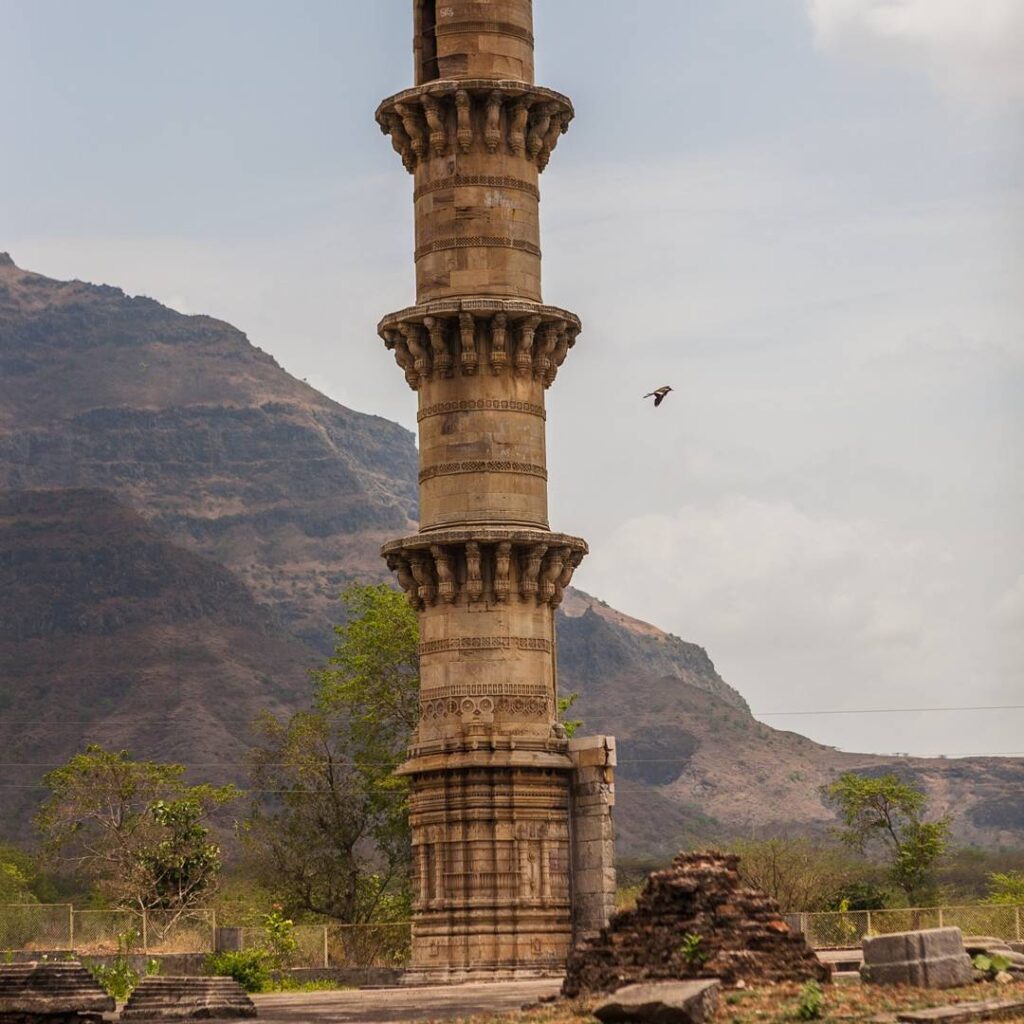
[0,960,115,1015]
[120,975,257,1020]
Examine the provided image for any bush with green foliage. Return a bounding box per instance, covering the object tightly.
[260,908,298,970]
[796,980,825,1020]
[984,871,1024,905]
[972,952,1013,979]
[679,932,707,967]
[88,945,159,1002]
[204,949,270,993]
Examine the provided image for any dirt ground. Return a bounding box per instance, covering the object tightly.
[248,979,562,1023]
[238,977,1024,1024]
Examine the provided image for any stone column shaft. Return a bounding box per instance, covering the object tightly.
[376,1,599,979]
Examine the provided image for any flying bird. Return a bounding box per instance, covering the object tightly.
[643,385,673,407]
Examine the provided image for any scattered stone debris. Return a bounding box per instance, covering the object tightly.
[861,929,974,989]
[894,997,1024,1022]
[963,937,1024,979]
[562,851,828,996]
[592,980,721,1024]
[119,975,257,1020]
[0,960,115,1024]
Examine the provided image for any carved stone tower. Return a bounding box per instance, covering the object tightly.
[375,1,615,979]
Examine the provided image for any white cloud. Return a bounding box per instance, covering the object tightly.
[806,0,1024,105]
[577,495,1022,756]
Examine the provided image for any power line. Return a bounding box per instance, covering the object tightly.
[757,705,1024,716]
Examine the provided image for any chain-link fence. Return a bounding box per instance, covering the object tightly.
[237,921,412,969]
[0,906,214,955]
[0,904,72,951]
[792,904,1024,948]
[142,910,216,954]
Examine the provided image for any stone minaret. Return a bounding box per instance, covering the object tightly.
[375,1,615,979]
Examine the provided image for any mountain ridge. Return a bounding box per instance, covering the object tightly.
[1,254,1021,856]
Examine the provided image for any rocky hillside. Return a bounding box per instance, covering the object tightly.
[0,253,417,650]
[1,254,1021,857]
[0,487,313,827]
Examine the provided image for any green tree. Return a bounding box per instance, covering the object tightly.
[822,772,951,906]
[0,845,55,903]
[984,871,1024,905]
[36,745,234,916]
[245,584,418,924]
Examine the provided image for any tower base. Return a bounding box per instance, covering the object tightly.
[404,759,573,977]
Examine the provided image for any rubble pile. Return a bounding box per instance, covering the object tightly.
[563,850,829,996]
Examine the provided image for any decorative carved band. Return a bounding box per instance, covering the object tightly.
[419,460,547,483]
[414,175,539,202]
[415,236,542,261]
[419,637,552,655]
[417,399,546,422]
[433,20,534,44]
[420,694,551,721]
[384,528,586,550]
[420,682,548,701]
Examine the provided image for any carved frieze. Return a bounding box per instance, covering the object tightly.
[378,301,580,389]
[376,81,573,173]
[384,529,586,610]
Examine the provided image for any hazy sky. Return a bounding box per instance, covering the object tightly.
[3,1,1022,759]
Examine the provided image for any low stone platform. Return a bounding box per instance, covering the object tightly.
[0,960,115,1023]
[120,976,256,1020]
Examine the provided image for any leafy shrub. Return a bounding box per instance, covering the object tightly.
[984,871,1024,905]
[796,980,825,1020]
[86,931,159,1001]
[973,952,1012,979]
[204,949,270,993]
[679,932,708,967]
[261,909,297,970]
[89,959,138,1001]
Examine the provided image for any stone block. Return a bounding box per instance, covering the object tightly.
[861,928,974,989]
[594,980,721,1024]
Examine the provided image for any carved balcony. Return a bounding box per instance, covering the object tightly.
[378,300,580,389]
[376,80,573,172]
[382,528,587,610]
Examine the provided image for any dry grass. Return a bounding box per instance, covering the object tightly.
[460,979,1024,1024]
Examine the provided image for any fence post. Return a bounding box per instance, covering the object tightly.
[142,910,148,954]
[68,906,75,952]
[323,925,329,969]
[1016,906,1021,943]
[211,909,217,954]
[938,907,944,928]
[866,910,872,936]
